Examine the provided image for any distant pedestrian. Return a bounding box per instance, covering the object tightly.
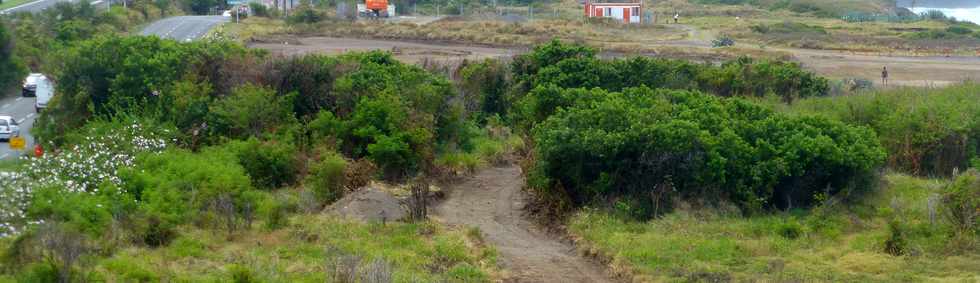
[674,13,679,24]
[881,66,889,86]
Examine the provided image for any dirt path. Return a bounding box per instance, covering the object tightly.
[434,165,613,283]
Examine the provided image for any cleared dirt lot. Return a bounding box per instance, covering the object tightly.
[250,37,520,64]
[793,50,980,87]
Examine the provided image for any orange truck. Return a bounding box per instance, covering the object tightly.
[361,0,391,17]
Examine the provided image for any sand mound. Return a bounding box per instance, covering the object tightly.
[329,187,407,222]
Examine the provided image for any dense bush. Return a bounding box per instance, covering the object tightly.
[519,41,828,105]
[944,170,980,237]
[458,59,512,120]
[785,84,980,176]
[0,119,172,237]
[207,85,297,140]
[711,36,735,48]
[262,55,340,119]
[287,5,325,25]
[510,39,595,94]
[529,87,885,215]
[223,138,299,189]
[0,20,26,92]
[305,150,347,204]
[750,21,828,35]
[38,35,254,142]
[122,148,259,232]
[182,0,223,14]
[699,57,829,101]
[298,52,460,179]
[249,2,269,17]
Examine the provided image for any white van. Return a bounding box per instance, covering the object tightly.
[34,75,54,113]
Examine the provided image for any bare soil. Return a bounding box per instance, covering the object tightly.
[434,165,613,283]
[328,187,407,222]
[250,37,520,64]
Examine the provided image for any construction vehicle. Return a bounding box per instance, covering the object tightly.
[357,0,394,18]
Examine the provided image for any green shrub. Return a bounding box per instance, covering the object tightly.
[259,198,289,230]
[306,150,347,204]
[228,264,257,283]
[224,138,299,189]
[946,26,973,35]
[458,59,512,120]
[286,5,324,25]
[446,262,489,282]
[0,20,27,93]
[884,220,908,256]
[341,92,429,179]
[530,87,885,215]
[101,256,158,282]
[137,214,178,247]
[122,148,257,231]
[207,85,297,140]
[785,84,980,176]
[308,110,344,147]
[519,41,828,105]
[26,186,119,236]
[750,21,828,35]
[249,2,269,17]
[36,35,252,142]
[511,39,596,91]
[943,170,980,237]
[17,263,60,283]
[776,220,804,239]
[436,152,482,175]
[264,55,341,118]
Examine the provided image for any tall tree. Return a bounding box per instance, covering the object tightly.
[0,19,27,91]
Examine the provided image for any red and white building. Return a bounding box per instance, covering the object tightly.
[584,0,643,24]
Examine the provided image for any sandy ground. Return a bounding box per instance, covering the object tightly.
[793,51,980,87]
[250,37,520,64]
[434,165,613,283]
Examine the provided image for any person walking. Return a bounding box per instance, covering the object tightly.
[881,66,889,86]
[674,13,679,24]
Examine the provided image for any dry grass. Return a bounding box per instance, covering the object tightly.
[569,173,980,282]
[665,1,980,55]
[89,215,498,282]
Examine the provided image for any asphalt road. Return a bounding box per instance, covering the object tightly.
[1,0,107,14]
[0,91,38,160]
[140,16,229,41]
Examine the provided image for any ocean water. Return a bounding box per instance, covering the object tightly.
[909,7,980,24]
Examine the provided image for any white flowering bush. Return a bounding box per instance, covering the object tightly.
[0,120,175,237]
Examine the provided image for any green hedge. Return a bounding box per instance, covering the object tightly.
[517,40,829,106]
[529,87,885,215]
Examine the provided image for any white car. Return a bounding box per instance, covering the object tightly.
[22,73,44,97]
[0,116,21,142]
[222,10,232,17]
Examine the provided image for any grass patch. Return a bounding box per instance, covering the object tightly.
[0,0,37,11]
[569,173,980,282]
[84,215,497,282]
[436,125,524,176]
